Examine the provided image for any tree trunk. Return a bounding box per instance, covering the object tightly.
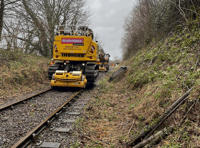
[0,0,4,40]
[22,0,49,57]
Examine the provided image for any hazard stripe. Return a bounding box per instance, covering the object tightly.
[91,45,95,51]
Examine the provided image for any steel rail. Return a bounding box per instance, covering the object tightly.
[0,88,52,112]
[12,89,82,148]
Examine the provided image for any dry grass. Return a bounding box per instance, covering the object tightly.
[74,72,200,148]
[0,50,50,105]
[73,25,200,148]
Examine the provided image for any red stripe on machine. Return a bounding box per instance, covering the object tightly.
[61,38,84,44]
[91,45,95,51]
[54,44,57,49]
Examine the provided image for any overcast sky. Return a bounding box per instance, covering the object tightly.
[86,0,135,60]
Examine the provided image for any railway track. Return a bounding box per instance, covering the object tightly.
[0,73,106,147]
[0,88,52,112]
[0,88,84,147]
[12,90,82,148]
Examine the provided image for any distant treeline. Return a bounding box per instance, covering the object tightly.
[121,0,200,60]
[0,0,89,57]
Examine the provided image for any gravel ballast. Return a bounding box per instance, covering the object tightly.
[0,72,107,147]
[0,89,77,147]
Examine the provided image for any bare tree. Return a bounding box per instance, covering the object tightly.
[94,33,105,53]
[2,0,90,57]
[0,0,4,40]
[0,0,21,41]
[121,0,200,60]
[121,0,156,59]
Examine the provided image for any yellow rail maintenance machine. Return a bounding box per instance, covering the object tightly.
[48,26,99,88]
[96,52,110,72]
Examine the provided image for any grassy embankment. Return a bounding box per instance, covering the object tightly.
[0,50,50,105]
[73,22,200,148]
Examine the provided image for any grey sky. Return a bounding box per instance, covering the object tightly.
[86,0,135,60]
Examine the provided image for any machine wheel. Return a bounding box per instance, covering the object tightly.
[81,75,85,81]
[48,63,62,80]
[83,83,86,89]
[81,75,86,88]
[52,74,55,80]
[85,62,99,83]
[106,65,109,72]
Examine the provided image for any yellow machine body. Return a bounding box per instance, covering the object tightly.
[48,26,99,88]
[99,66,107,71]
[96,61,107,72]
[96,51,110,72]
[51,70,87,88]
[53,35,98,62]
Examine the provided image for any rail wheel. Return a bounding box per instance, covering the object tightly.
[48,63,62,80]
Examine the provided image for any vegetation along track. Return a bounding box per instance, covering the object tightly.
[0,88,82,147]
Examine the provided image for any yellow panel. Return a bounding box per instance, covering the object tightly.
[53,35,98,62]
[99,67,107,72]
[51,72,87,88]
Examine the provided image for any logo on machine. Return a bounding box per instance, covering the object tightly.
[61,38,84,44]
